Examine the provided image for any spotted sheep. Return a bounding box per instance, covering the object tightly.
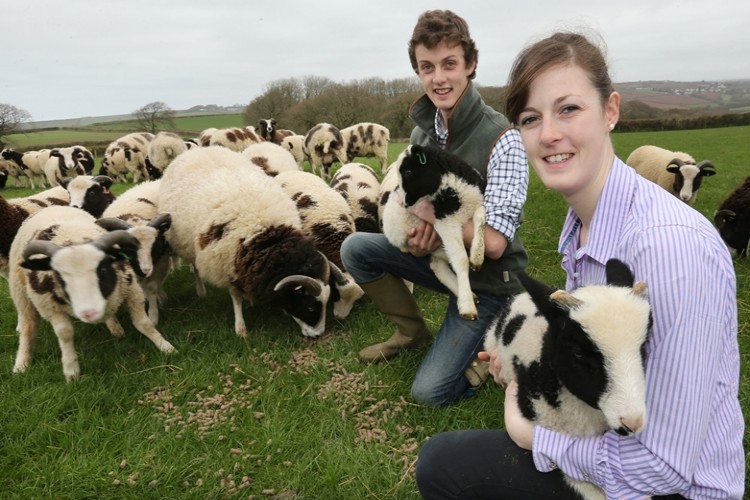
[101,132,155,183]
[9,205,176,382]
[0,186,70,279]
[280,134,309,170]
[1,148,52,188]
[627,145,716,204]
[329,162,381,234]
[382,144,486,320]
[304,123,347,181]
[198,126,261,152]
[274,169,365,320]
[240,141,300,177]
[258,118,296,145]
[43,145,94,186]
[145,131,197,179]
[483,259,651,500]
[159,146,333,338]
[340,122,390,174]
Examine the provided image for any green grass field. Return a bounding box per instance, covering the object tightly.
[0,126,747,498]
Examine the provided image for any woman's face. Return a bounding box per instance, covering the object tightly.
[517,63,619,201]
[414,41,475,121]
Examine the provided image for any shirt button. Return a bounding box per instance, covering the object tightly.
[550,461,557,470]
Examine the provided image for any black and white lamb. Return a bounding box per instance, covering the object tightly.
[483,259,651,500]
[714,176,750,258]
[382,144,486,320]
[96,179,173,324]
[159,146,333,338]
[60,175,116,218]
[627,145,716,204]
[340,122,390,173]
[304,123,347,180]
[329,162,381,233]
[101,132,154,183]
[9,205,176,381]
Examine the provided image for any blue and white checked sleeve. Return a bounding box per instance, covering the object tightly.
[484,128,528,241]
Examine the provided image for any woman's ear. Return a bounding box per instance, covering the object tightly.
[606,91,621,129]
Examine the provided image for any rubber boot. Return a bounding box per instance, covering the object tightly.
[358,273,433,363]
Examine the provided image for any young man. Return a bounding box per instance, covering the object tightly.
[340,10,529,407]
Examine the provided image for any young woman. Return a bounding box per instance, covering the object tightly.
[340,9,529,407]
[415,31,745,499]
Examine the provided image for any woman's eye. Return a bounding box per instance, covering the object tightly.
[519,115,538,127]
[561,104,580,114]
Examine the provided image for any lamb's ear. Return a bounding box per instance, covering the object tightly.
[549,290,583,310]
[605,259,634,288]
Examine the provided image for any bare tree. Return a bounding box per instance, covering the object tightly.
[133,101,176,134]
[0,103,32,148]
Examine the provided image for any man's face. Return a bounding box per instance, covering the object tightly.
[414,41,475,121]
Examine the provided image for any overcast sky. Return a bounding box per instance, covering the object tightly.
[5,0,749,122]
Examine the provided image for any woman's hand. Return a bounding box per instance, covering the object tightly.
[504,379,535,450]
[477,350,506,386]
[406,220,441,257]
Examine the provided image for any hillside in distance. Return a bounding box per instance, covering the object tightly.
[616,79,750,112]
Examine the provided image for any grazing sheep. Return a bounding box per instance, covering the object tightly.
[340,122,390,173]
[274,169,364,319]
[483,259,651,500]
[144,131,193,179]
[280,134,309,170]
[43,146,94,186]
[0,186,70,279]
[198,126,261,152]
[330,162,381,233]
[627,145,716,204]
[714,176,750,258]
[382,144,486,320]
[97,179,173,324]
[304,123,347,180]
[101,132,154,183]
[1,148,51,188]
[241,141,300,177]
[160,146,333,338]
[9,205,176,381]
[0,158,28,188]
[60,175,116,218]
[258,118,295,144]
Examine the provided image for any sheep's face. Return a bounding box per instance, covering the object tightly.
[667,160,716,203]
[715,210,749,258]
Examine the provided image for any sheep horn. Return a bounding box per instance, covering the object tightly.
[714,209,736,229]
[317,251,331,284]
[327,259,349,287]
[549,290,583,310]
[96,217,132,231]
[148,213,172,232]
[273,275,323,296]
[92,175,113,189]
[23,240,62,260]
[94,230,140,253]
[697,160,717,176]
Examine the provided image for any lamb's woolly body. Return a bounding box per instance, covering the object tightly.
[304,123,346,180]
[714,176,750,257]
[198,126,260,152]
[0,186,70,278]
[146,131,189,172]
[241,141,300,177]
[280,134,309,170]
[627,145,715,204]
[340,122,390,173]
[9,205,175,381]
[330,162,381,233]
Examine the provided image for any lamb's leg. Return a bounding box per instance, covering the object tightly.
[125,289,176,353]
[49,313,80,382]
[106,317,125,337]
[469,206,486,271]
[434,224,478,321]
[228,287,248,338]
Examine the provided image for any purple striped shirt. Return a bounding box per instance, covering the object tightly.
[532,157,745,499]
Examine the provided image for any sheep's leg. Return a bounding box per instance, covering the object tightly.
[141,279,161,325]
[433,225,477,321]
[48,312,80,382]
[12,299,40,375]
[332,276,365,320]
[228,287,248,338]
[429,257,460,297]
[106,317,125,337]
[190,264,207,297]
[125,289,176,353]
[469,206,486,271]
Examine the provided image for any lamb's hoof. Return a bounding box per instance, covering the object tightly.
[470,263,483,272]
[460,311,478,321]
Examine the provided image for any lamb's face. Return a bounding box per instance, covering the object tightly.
[398,146,441,207]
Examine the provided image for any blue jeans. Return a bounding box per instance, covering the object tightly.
[341,232,511,407]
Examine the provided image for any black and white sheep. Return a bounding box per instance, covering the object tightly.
[627,145,716,204]
[198,126,261,152]
[382,144,486,320]
[258,118,295,144]
[241,141,300,177]
[159,146,333,338]
[483,259,651,500]
[97,179,173,324]
[280,134,310,170]
[0,186,70,279]
[329,162,381,233]
[340,122,390,173]
[145,131,196,179]
[274,169,365,320]
[714,176,750,258]
[0,158,27,188]
[304,123,347,180]
[9,205,176,381]
[0,148,51,188]
[60,175,116,218]
[101,132,154,183]
[43,145,94,186]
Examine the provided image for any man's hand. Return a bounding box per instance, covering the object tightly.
[406,220,441,257]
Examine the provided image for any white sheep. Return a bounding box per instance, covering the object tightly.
[0,186,70,279]
[483,259,651,500]
[1,148,51,188]
[329,162,381,233]
[145,131,192,178]
[274,169,364,319]
[626,145,716,204]
[9,205,176,381]
[304,123,347,180]
[197,126,261,152]
[382,144,486,320]
[159,146,333,338]
[97,179,173,324]
[340,122,390,173]
[241,141,300,177]
[43,146,94,186]
[280,134,309,170]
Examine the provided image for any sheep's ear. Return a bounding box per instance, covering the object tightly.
[605,259,634,288]
[714,209,736,229]
[632,281,647,297]
[516,270,564,316]
[549,290,583,310]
